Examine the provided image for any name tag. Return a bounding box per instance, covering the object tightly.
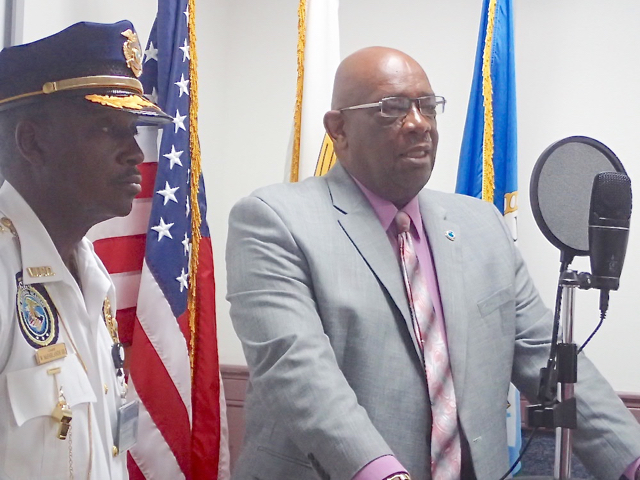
[35,343,67,365]
[27,266,55,278]
[113,400,139,456]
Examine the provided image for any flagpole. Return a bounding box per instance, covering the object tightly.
[0,0,21,185]
[4,0,23,47]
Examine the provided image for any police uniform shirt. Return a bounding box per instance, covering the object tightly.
[0,181,127,480]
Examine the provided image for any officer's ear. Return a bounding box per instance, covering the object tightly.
[15,116,48,166]
[324,110,348,154]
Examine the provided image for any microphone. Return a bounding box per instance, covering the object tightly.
[588,171,632,310]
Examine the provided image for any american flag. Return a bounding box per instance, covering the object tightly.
[88,1,226,478]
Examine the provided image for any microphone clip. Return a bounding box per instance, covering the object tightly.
[561,270,592,290]
[566,271,611,314]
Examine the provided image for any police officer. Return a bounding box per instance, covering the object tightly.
[0,21,170,479]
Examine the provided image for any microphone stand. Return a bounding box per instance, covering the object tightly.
[555,270,580,479]
[527,259,583,480]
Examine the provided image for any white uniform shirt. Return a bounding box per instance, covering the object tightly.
[0,182,128,480]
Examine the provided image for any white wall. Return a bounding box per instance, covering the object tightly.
[21,0,155,44]
[19,0,640,393]
[514,1,640,394]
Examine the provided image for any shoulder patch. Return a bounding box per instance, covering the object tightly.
[15,272,59,348]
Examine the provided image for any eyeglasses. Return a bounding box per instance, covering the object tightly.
[339,95,446,118]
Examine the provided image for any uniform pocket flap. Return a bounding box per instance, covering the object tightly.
[477,286,512,318]
[7,353,97,427]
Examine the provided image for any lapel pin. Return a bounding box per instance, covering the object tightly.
[445,230,456,241]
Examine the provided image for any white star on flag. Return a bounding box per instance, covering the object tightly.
[157,181,180,205]
[176,268,189,292]
[179,39,190,61]
[163,145,184,169]
[184,6,189,22]
[185,193,191,217]
[175,74,190,97]
[182,233,191,256]
[151,217,174,241]
[173,109,187,133]
[144,41,158,63]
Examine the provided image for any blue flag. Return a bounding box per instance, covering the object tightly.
[456,0,517,218]
[456,0,521,472]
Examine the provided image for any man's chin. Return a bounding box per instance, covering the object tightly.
[115,202,135,219]
[413,167,433,190]
[93,202,135,226]
[390,170,432,207]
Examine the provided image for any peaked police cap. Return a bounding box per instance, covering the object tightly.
[0,20,171,123]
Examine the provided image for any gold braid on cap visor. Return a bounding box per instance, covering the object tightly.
[84,94,156,110]
[0,75,144,106]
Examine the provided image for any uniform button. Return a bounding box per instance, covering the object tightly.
[103,384,109,394]
[112,446,119,457]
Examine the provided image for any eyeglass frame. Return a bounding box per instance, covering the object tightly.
[338,95,446,118]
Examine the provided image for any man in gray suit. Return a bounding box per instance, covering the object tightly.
[226,47,640,480]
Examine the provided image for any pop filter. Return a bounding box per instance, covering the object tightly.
[530,136,627,261]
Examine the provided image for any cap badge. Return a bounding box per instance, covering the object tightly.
[121,29,143,78]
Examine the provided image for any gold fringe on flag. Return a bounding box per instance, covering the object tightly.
[481,0,497,203]
[290,0,307,183]
[187,0,200,374]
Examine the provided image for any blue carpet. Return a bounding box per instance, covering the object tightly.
[516,429,593,479]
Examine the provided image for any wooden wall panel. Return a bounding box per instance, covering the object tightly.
[221,365,640,471]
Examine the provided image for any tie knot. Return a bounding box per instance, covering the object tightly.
[395,211,411,234]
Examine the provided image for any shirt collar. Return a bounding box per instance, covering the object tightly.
[351,176,425,240]
[0,181,73,285]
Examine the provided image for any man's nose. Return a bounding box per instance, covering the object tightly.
[121,136,145,165]
[402,102,432,132]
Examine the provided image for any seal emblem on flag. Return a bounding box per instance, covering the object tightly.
[15,273,59,348]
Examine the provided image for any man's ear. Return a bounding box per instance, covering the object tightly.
[323,110,347,153]
[15,118,47,166]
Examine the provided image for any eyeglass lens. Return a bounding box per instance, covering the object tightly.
[380,96,443,118]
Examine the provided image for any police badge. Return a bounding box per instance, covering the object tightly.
[15,272,59,348]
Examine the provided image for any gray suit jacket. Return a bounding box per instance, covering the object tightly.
[226,162,640,480]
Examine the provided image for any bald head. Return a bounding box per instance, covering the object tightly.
[324,47,438,208]
[331,47,429,110]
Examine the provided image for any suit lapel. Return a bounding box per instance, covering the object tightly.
[324,164,422,358]
[419,192,469,401]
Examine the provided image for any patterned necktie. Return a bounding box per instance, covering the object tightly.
[395,211,461,480]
